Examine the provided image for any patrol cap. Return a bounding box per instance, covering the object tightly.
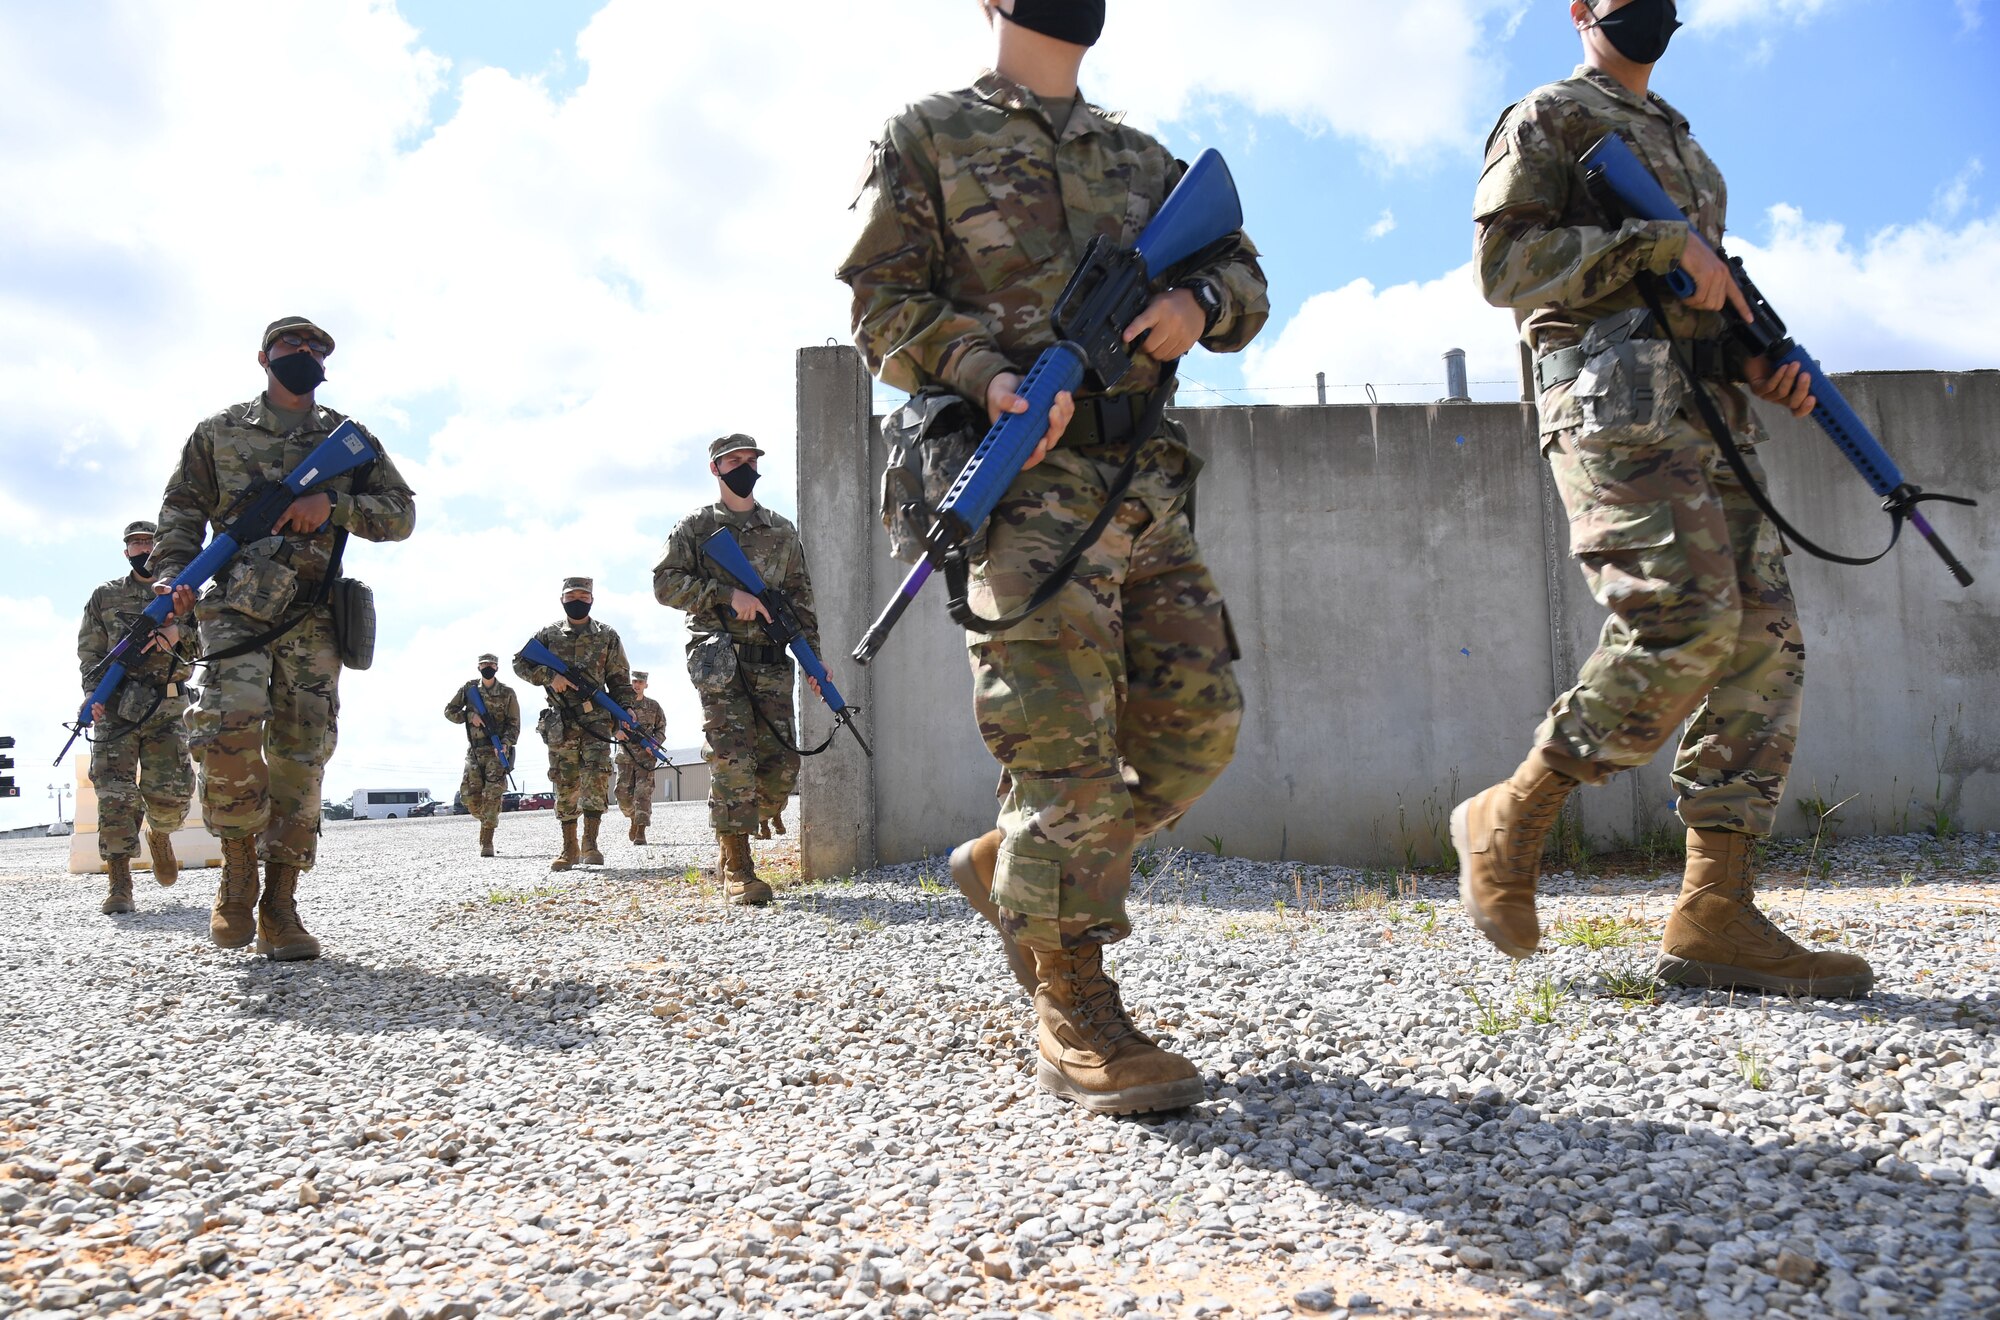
[562,576,594,594]
[477,652,499,665]
[262,315,336,353]
[122,520,156,542]
[708,433,764,463]
[631,670,650,682]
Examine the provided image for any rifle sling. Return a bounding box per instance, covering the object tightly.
[712,606,837,758]
[943,361,1179,634]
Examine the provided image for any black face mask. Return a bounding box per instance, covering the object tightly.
[563,600,591,621]
[128,552,151,577]
[1002,0,1104,47]
[1588,0,1680,66]
[268,351,326,396]
[479,666,498,680]
[720,464,760,498]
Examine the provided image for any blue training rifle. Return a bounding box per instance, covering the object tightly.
[852,148,1248,662]
[56,420,379,764]
[464,681,515,785]
[516,637,671,767]
[701,527,871,758]
[1583,133,1976,587]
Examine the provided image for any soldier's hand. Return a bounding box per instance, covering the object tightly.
[1747,355,1818,419]
[91,702,106,722]
[141,621,180,654]
[730,589,772,624]
[550,674,577,694]
[1680,238,1753,323]
[274,492,333,535]
[156,582,196,616]
[469,712,485,728]
[806,675,822,700]
[614,728,628,741]
[1123,288,1204,362]
[986,372,1072,471]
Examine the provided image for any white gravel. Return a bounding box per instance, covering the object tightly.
[1,808,1996,1319]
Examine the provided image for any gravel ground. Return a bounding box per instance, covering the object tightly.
[1,807,1997,1320]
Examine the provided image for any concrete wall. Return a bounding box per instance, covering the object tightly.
[795,347,1997,875]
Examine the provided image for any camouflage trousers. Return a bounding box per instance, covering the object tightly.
[699,662,798,835]
[459,747,509,828]
[89,700,193,860]
[188,607,340,869]
[967,470,1242,951]
[615,758,657,826]
[1540,412,1804,836]
[548,731,614,822]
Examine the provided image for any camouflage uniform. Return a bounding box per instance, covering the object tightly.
[653,504,816,835]
[614,683,668,828]
[445,674,520,828]
[152,396,416,868]
[514,616,636,823]
[77,571,196,860]
[838,73,1269,948]
[1474,66,1802,835]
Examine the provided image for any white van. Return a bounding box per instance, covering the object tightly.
[351,788,431,820]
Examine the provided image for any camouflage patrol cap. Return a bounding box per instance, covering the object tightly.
[262,315,336,353]
[122,520,156,542]
[477,652,499,665]
[631,670,650,682]
[708,433,764,462]
[562,576,594,594]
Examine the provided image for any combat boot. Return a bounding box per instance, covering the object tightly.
[256,863,321,962]
[101,856,135,915]
[580,813,605,866]
[721,833,772,906]
[768,811,785,836]
[148,828,179,887]
[627,816,643,845]
[210,835,261,948]
[551,819,580,872]
[479,824,495,858]
[1451,748,1582,958]
[947,829,1038,995]
[1032,943,1204,1115]
[1656,829,1873,998]
[754,819,771,840]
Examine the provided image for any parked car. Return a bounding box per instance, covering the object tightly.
[410,799,449,818]
[518,792,555,811]
[500,792,523,813]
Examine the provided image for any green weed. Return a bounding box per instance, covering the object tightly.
[1464,986,1514,1036]
[1550,914,1643,950]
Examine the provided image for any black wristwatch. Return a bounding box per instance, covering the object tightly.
[1178,279,1224,335]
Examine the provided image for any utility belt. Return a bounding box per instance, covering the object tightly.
[1060,391,1154,452]
[1535,334,1729,394]
[730,641,788,667]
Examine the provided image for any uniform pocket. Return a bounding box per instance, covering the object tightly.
[1568,499,1677,558]
[991,843,1063,921]
[220,554,298,624]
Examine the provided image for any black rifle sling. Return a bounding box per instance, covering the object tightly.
[200,457,372,664]
[1636,277,1897,569]
[711,606,837,757]
[943,361,1180,633]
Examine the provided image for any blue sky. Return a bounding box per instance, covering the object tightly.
[0,0,1994,830]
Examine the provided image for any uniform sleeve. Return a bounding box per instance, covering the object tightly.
[1472,101,1690,314]
[499,688,522,745]
[604,634,638,711]
[836,119,1015,405]
[641,699,667,741]
[328,433,416,544]
[513,627,558,688]
[77,589,109,691]
[653,521,731,618]
[1160,156,1271,354]
[785,534,821,657]
[445,685,470,724]
[150,428,221,584]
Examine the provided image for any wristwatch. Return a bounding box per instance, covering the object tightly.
[1178,279,1224,335]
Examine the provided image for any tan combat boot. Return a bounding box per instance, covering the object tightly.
[256,863,321,962]
[627,816,643,845]
[1656,829,1873,998]
[101,856,135,915]
[767,811,786,837]
[148,828,179,887]
[211,835,261,948]
[580,813,605,866]
[948,829,1038,995]
[551,819,580,872]
[754,819,771,841]
[479,823,495,858]
[1032,943,1204,1115]
[721,833,772,906]
[1450,749,1582,958]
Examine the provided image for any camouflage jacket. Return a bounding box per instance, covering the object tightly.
[445,678,521,752]
[653,503,819,653]
[152,394,417,616]
[513,617,638,736]
[1475,66,1754,435]
[617,695,667,764]
[77,572,195,695]
[838,72,1269,498]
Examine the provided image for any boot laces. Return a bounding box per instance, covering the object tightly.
[1728,851,1801,951]
[1068,949,1143,1054]
[263,876,306,935]
[219,842,258,903]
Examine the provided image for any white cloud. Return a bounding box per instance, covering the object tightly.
[1957,0,1984,33]
[1935,158,1985,221]
[1367,209,1398,240]
[1682,0,1840,31]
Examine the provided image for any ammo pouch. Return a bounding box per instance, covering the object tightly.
[686,633,738,696]
[328,577,376,671]
[220,553,299,624]
[1568,309,1686,442]
[880,388,984,565]
[536,707,563,746]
